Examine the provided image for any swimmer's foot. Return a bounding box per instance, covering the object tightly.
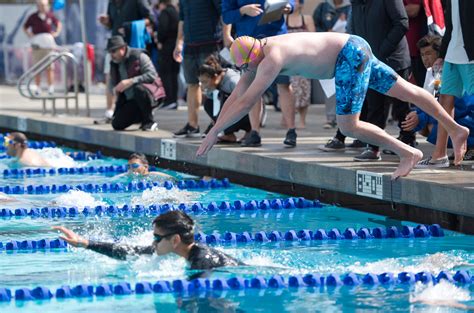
[450,126,469,165]
[391,148,423,180]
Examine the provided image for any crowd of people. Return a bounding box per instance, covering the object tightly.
[24,0,473,177]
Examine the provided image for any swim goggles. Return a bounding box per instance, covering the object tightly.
[127,163,142,170]
[153,232,176,243]
[3,137,13,148]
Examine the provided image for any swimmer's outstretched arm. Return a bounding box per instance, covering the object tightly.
[197,58,281,156]
[52,226,154,260]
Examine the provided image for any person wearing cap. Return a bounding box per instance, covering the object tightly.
[4,132,51,167]
[53,210,243,270]
[196,34,469,180]
[122,152,172,178]
[107,35,163,131]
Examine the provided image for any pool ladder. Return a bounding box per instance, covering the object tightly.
[16,51,89,116]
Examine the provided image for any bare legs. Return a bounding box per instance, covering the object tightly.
[387,78,468,165]
[105,73,115,114]
[187,84,202,128]
[249,98,262,133]
[278,83,296,129]
[429,94,455,160]
[337,113,423,179]
[297,106,308,129]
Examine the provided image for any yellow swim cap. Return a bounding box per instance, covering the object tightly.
[230,36,262,67]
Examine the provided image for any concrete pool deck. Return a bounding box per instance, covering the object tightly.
[1,85,473,233]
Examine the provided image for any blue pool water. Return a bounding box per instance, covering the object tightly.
[0,146,473,312]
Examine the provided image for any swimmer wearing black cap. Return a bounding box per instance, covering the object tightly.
[53,210,243,270]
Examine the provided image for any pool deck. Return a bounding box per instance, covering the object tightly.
[1,86,473,232]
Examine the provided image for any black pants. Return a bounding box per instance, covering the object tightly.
[411,56,427,88]
[112,85,155,130]
[158,51,180,105]
[335,68,415,148]
[203,98,251,135]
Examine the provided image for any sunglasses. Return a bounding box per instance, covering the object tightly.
[153,232,176,243]
[236,39,257,72]
[127,163,142,169]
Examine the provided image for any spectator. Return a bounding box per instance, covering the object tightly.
[172,0,231,138]
[416,0,474,168]
[222,0,298,147]
[322,0,415,162]
[313,0,351,129]
[403,0,427,87]
[156,0,180,110]
[198,54,251,143]
[4,132,51,167]
[95,0,152,125]
[23,0,62,96]
[287,0,316,129]
[107,36,163,131]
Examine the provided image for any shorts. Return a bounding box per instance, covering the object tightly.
[335,35,398,115]
[104,53,111,75]
[183,43,221,85]
[32,48,53,66]
[440,62,474,97]
[274,74,290,85]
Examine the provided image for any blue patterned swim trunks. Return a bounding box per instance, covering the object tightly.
[335,35,398,115]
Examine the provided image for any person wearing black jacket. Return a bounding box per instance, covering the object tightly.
[53,210,243,271]
[416,0,474,168]
[156,0,180,109]
[322,0,416,160]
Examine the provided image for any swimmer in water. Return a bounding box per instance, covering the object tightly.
[196,33,469,179]
[124,152,172,178]
[53,210,243,270]
[4,132,52,167]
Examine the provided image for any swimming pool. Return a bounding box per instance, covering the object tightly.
[0,144,473,312]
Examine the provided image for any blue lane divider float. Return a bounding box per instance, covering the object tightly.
[0,239,67,251]
[0,178,231,195]
[2,165,167,177]
[1,270,472,302]
[0,197,322,219]
[0,224,444,252]
[0,138,56,152]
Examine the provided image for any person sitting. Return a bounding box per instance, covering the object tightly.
[197,34,469,179]
[4,132,51,167]
[125,152,172,178]
[199,55,251,144]
[402,35,474,164]
[107,35,164,131]
[53,210,243,270]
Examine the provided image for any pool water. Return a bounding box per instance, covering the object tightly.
[0,146,473,312]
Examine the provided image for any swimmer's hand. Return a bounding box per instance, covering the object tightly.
[52,226,89,248]
[196,130,218,157]
[401,111,419,131]
[240,4,263,17]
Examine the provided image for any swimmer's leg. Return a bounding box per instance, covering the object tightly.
[386,78,469,166]
[337,113,423,179]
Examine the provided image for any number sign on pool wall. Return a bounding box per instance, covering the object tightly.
[160,139,176,160]
[356,170,384,200]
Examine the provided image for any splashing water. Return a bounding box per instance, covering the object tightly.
[36,147,76,168]
[409,280,472,311]
[131,186,198,207]
[50,190,106,208]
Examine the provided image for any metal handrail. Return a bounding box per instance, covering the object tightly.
[16,50,88,116]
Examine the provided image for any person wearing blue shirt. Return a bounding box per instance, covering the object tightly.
[222,0,299,148]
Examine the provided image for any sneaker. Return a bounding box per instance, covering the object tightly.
[319,138,345,152]
[156,102,178,110]
[141,122,158,131]
[415,156,449,168]
[323,121,337,129]
[173,123,201,138]
[93,117,113,125]
[353,147,381,162]
[201,122,214,138]
[347,139,366,149]
[283,128,297,147]
[48,85,54,96]
[260,103,267,128]
[240,130,262,147]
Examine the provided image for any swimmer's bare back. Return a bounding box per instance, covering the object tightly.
[262,32,350,80]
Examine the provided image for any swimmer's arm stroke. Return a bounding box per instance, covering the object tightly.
[196,58,281,156]
[52,226,154,261]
